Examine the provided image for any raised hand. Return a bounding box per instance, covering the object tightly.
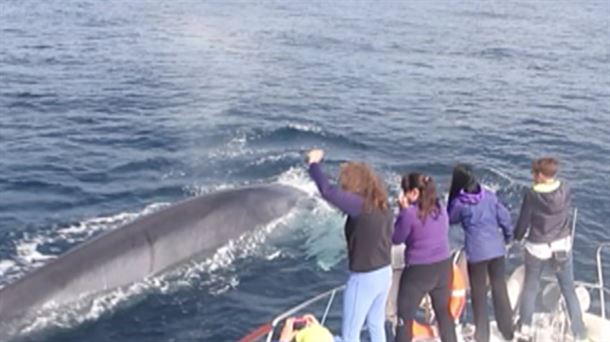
[397,193,410,209]
[305,148,324,164]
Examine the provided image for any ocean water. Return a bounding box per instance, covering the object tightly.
[0,0,609,341]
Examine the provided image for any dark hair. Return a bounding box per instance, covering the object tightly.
[339,162,388,212]
[448,164,479,209]
[532,157,558,178]
[401,172,439,220]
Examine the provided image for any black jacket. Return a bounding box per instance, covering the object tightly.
[514,180,572,243]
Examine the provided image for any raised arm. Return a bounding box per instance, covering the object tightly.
[392,209,412,244]
[514,190,532,241]
[308,162,363,217]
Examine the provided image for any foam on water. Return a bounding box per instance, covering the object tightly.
[16,237,54,266]
[278,166,323,197]
[183,182,237,197]
[250,151,300,166]
[206,131,250,160]
[0,260,17,278]
[278,167,347,270]
[286,122,324,134]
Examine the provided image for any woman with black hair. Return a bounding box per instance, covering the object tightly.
[448,164,514,342]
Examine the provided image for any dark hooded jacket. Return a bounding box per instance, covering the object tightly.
[514,180,572,243]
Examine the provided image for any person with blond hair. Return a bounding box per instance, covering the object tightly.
[277,315,334,342]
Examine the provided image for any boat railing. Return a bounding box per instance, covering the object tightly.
[595,242,610,320]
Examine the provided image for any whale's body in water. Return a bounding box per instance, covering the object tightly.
[0,184,305,324]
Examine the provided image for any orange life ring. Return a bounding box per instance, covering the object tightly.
[411,264,466,339]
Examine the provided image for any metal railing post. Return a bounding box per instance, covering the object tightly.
[321,289,336,325]
[570,208,578,246]
[596,243,610,320]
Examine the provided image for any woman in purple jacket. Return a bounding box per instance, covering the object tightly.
[393,173,457,342]
[447,164,514,342]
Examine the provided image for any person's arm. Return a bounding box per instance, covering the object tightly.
[308,162,363,216]
[495,197,513,243]
[514,190,532,241]
[302,314,319,325]
[448,199,462,225]
[278,318,296,342]
[392,209,412,245]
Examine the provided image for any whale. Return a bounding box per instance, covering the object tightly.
[0,183,306,324]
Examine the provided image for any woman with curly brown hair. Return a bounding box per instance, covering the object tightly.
[306,148,392,342]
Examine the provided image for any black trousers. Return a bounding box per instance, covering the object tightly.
[467,256,514,342]
[395,258,457,342]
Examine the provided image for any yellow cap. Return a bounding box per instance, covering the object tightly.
[294,324,334,342]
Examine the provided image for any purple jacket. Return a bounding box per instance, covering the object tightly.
[392,204,451,265]
[308,163,363,216]
[449,188,513,263]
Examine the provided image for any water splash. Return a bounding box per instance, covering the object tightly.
[277,167,346,270]
[285,122,324,134]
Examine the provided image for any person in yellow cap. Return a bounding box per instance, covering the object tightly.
[278,314,335,342]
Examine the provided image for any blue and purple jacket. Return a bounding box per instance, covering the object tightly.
[449,187,513,263]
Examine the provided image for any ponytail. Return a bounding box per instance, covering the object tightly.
[401,173,440,220]
[419,176,439,220]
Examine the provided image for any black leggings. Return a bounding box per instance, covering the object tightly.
[468,256,514,342]
[395,258,457,342]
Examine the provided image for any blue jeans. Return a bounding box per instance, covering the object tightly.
[519,250,586,338]
[342,265,391,342]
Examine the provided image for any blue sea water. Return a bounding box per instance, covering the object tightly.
[0,0,609,341]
